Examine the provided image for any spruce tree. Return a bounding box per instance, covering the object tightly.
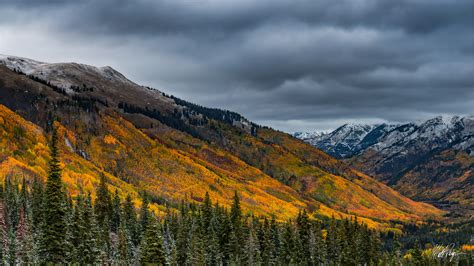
[206,210,222,265]
[95,174,112,261]
[0,197,8,264]
[70,193,84,263]
[15,208,35,264]
[163,222,178,265]
[139,193,150,241]
[63,193,74,262]
[19,178,29,213]
[111,189,121,233]
[5,178,19,233]
[7,228,16,265]
[296,209,311,263]
[187,217,205,265]
[81,194,100,265]
[201,192,212,230]
[117,221,130,265]
[215,203,231,263]
[411,240,423,266]
[280,221,295,265]
[176,204,190,265]
[38,128,67,264]
[95,174,112,230]
[312,222,325,265]
[30,177,44,232]
[245,218,261,265]
[229,191,243,263]
[123,194,138,247]
[326,216,338,264]
[140,216,165,265]
[392,234,402,265]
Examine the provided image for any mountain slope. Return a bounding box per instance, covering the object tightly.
[0,55,443,226]
[295,117,473,217]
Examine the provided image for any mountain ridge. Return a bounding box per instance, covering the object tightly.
[0,55,444,227]
[294,117,473,217]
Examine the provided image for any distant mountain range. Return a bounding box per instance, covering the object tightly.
[294,117,473,217]
[0,54,444,228]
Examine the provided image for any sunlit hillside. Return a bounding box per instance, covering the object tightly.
[0,59,444,228]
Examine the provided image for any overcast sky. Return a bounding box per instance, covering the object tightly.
[1,0,473,132]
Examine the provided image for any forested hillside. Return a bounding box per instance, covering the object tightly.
[1,134,471,265]
[0,56,443,229]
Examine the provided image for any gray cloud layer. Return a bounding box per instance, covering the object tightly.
[1,0,473,132]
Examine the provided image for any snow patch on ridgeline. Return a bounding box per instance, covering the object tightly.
[0,54,46,73]
[293,131,327,141]
[0,54,74,92]
[0,54,136,92]
[294,116,473,158]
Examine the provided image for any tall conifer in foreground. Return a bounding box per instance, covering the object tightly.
[140,216,165,265]
[229,191,243,263]
[38,127,67,264]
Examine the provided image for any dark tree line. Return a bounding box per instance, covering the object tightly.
[118,101,202,138]
[169,95,259,136]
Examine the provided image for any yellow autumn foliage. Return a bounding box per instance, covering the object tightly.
[0,104,443,229]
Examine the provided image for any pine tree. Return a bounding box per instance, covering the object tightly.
[63,193,74,262]
[19,178,29,213]
[70,193,84,263]
[187,217,205,265]
[117,220,131,265]
[123,194,138,248]
[205,210,222,265]
[246,217,261,265]
[280,221,295,265]
[411,240,423,266]
[81,194,100,265]
[140,216,165,265]
[368,229,381,264]
[259,217,276,265]
[38,128,67,264]
[326,216,338,265]
[392,234,402,265]
[95,174,112,229]
[163,222,178,265]
[7,228,16,265]
[296,209,311,264]
[4,178,19,233]
[311,222,325,265]
[269,217,281,262]
[139,192,150,242]
[201,192,212,230]
[216,203,231,263]
[176,203,190,265]
[0,197,8,264]
[229,191,243,263]
[95,174,112,262]
[15,208,35,264]
[30,177,44,232]
[111,189,121,233]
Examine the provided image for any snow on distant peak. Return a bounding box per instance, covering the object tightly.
[295,116,473,158]
[293,131,327,140]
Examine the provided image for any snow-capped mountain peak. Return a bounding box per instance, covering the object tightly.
[294,116,473,158]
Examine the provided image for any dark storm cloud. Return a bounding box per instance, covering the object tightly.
[0,0,473,132]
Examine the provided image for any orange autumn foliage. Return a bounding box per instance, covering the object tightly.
[0,104,443,229]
